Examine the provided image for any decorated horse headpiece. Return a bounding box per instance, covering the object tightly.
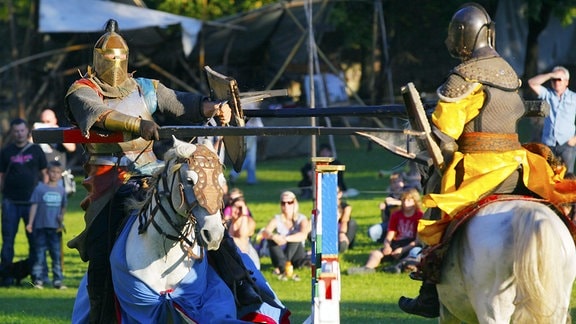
[166,136,225,216]
[185,144,225,215]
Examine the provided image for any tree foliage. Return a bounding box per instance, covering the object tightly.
[146,0,278,20]
[524,0,576,25]
[521,0,576,81]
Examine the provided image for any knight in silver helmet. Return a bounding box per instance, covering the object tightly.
[65,19,264,324]
[398,3,576,318]
[444,3,494,61]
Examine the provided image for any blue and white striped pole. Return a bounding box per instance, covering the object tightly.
[307,157,344,324]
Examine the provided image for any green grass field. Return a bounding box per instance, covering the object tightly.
[1,135,575,323]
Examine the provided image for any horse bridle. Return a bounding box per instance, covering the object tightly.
[138,157,203,260]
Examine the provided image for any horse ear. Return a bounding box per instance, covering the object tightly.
[172,135,197,157]
[191,137,217,153]
[199,138,216,152]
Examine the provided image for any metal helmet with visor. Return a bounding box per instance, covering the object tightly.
[93,19,129,86]
[445,3,495,61]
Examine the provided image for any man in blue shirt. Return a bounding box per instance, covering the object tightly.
[528,66,576,173]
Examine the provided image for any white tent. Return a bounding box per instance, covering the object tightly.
[39,0,202,55]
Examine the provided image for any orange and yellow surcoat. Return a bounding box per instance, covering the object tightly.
[418,85,576,245]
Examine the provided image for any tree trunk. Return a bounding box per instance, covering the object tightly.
[522,5,552,97]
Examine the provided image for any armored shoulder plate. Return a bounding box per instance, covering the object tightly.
[453,56,521,91]
[437,73,479,102]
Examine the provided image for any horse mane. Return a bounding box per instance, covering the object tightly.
[162,145,179,161]
[125,145,185,213]
[125,164,164,213]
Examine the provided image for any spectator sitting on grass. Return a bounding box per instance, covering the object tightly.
[337,186,357,253]
[367,171,406,243]
[261,191,310,280]
[227,195,260,269]
[348,189,423,275]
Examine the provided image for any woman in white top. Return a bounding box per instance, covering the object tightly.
[262,191,310,277]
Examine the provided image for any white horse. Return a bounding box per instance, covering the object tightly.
[437,199,576,323]
[73,137,288,323]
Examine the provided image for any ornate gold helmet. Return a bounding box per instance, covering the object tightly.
[93,19,129,86]
[445,3,495,61]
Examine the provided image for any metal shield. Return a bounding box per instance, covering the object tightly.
[204,66,246,172]
[402,82,444,170]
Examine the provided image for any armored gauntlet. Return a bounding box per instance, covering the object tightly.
[102,111,159,140]
[102,111,140,133]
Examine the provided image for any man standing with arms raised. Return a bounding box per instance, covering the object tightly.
[528,66,576,173]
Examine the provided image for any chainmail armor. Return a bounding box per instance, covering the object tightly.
[463,87,525,134]
[438,55,521,100]
[438,55,524,134]
[437,74,478,102]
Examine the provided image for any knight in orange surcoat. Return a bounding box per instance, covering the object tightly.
[398,3,576,318]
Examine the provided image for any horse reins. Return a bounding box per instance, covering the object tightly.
[138,157,203,260]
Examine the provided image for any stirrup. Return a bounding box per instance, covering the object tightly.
[409,270,424,281]
[398,295,440,318]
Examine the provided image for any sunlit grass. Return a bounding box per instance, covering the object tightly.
[1,135,575,323]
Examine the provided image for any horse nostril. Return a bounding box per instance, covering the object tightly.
[202,229,212,243]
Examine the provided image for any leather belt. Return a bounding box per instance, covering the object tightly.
[457,132,521,153]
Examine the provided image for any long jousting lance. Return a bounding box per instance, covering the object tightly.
[31,124,429,165]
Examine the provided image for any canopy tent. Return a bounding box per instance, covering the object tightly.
[39,0,202,56]
[191,0,338,94]
[190,0,348,159]
[36,0,344,98]
[189,0,395,158]
[10,0,207,122]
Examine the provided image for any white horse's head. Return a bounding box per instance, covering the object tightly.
[165,136,226,250]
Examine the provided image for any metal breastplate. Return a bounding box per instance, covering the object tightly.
[87,90,157,167]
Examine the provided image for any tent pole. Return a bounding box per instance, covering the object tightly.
[134,54,201,94]
[8,0,24,118]
[376,0,394,103]
[265,34,306,91]
[305,0,317,163]
[370,0,379,105]
[0,44,91,75]
[265,1,330,91]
